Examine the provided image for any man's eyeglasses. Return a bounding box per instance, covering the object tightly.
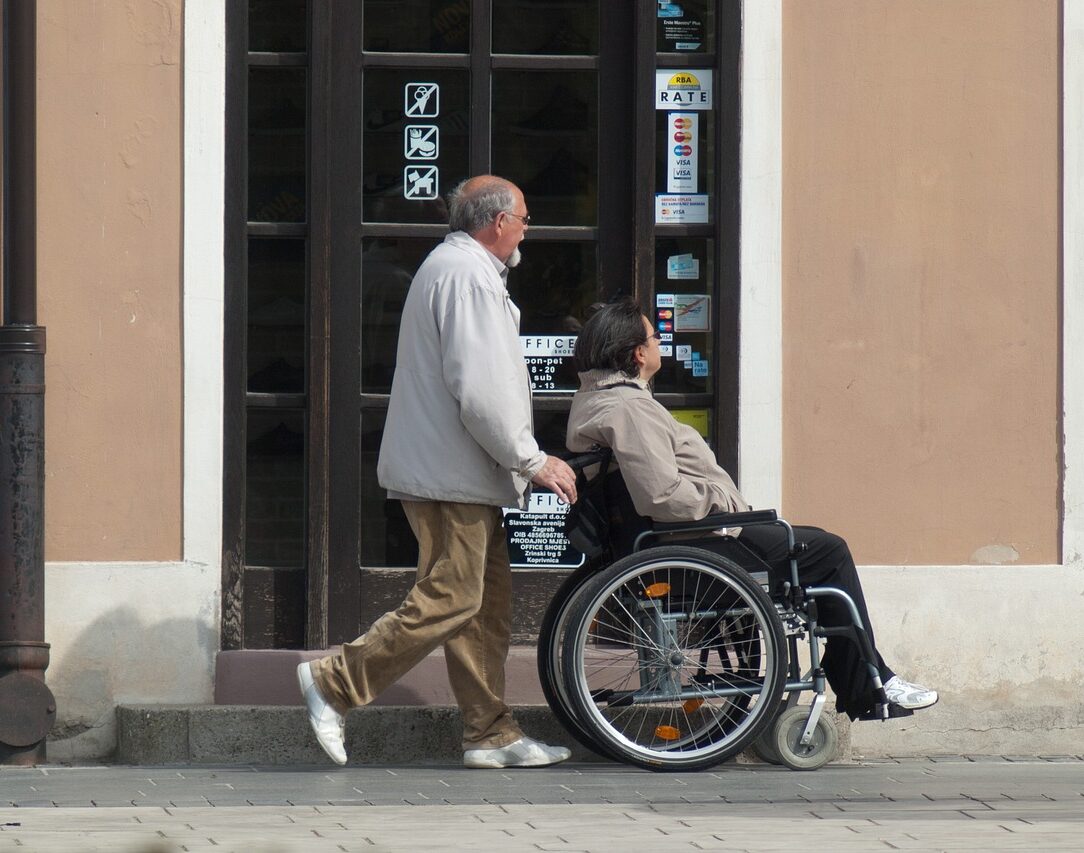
[503,210,531,226]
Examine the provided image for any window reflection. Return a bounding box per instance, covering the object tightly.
[249,0,307,52]
[361,238,440,393]
[492,0,598,55]
[364,0,471,53]
[533,410,571,455]
[248,239,306,393]
[245,409,305,566]
[249,68,306,222]
[361,411,421,567]
[492,71,598,226]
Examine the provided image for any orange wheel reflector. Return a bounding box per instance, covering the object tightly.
[644,582,671,598]
[655,725,681,741]
[682,699,704,713]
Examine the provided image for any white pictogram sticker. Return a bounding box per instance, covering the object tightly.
[405,83,440,118]
[404,165,439,200]
[404,125,439,160]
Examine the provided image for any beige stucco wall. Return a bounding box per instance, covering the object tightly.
[37,0,183,561]
[782,0,1060,565]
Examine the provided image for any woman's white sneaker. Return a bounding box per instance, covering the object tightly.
[463,736,571,769]
[884,675,939,710]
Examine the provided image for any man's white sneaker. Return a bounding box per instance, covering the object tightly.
[884,675,939,710]
[296,661,347,765]
[463,736,571,769]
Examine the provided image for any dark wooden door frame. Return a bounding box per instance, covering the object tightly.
[223,0,743,651]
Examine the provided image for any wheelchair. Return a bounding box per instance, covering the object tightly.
[537,449,899,772]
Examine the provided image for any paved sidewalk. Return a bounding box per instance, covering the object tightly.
[1,757,1082,851]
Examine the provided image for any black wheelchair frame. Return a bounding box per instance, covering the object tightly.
[537,449,897,771]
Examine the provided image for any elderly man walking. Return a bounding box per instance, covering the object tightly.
[297,176,578,768]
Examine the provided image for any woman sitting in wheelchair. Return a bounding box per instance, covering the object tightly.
[565,298,937,721]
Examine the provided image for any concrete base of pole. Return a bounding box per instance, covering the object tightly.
[0,325,53,765]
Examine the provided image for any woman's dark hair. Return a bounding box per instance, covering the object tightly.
[574,298,648,378]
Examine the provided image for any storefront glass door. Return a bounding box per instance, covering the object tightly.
[224,0,741,649]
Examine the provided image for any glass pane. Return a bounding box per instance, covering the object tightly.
[361,237,441,393]
[492,71,598,226]
[363,69,469,223]
[363,0,470,53]
[656,0,715,54]
[361,411,420,567]
[533,410,570,456]
[652,237,714,395]
[493,0,598,55]
[248,68,306,222]
[655,102,714,223]
[248,238,306,393]
[509,241,597,393]
[246,409,305,566]
[249,0,307,52]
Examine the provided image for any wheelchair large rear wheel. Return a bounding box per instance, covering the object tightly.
[536,561,619,759]
[562,546,787,771]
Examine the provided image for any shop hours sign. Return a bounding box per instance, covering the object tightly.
[520,335,577,393]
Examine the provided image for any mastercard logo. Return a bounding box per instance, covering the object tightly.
[673,144,692,156]
[673,131,691,143]
[673,117,693,129]
[657,309,674,320]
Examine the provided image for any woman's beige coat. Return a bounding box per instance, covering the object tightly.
[566,369,748,522]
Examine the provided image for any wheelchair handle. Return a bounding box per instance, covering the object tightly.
[560,448,612,473]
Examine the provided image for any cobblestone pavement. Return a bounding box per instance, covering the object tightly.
[1,757,1082,851]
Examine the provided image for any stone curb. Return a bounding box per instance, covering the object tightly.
[116,705,608,766]
[115,704,855,767]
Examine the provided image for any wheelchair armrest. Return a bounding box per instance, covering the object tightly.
[560,448,612,473]
[632,509,780,553]
[651,509,779,535]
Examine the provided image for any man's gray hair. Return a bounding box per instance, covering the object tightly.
[447,178,516,234]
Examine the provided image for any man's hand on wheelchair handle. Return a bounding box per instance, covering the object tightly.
[532,455,578,505]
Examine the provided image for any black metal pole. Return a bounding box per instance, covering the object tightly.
[0,0,54,766]
[3,0,37,323]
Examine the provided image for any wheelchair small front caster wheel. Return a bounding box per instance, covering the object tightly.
[751,731,782,765]
[772,705,839,771]
[750,702,789,765]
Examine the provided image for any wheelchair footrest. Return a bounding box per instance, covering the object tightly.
[857,703,914,722]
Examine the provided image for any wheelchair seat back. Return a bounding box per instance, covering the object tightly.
[563,449,652,562]
[565,449,776,588]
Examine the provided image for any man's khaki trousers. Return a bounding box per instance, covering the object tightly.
[311,500,524,750]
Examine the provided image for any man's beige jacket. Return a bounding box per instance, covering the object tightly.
[378,231,546,509]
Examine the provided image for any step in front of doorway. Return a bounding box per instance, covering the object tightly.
[115,704,602,766]
[214,646,547,706]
